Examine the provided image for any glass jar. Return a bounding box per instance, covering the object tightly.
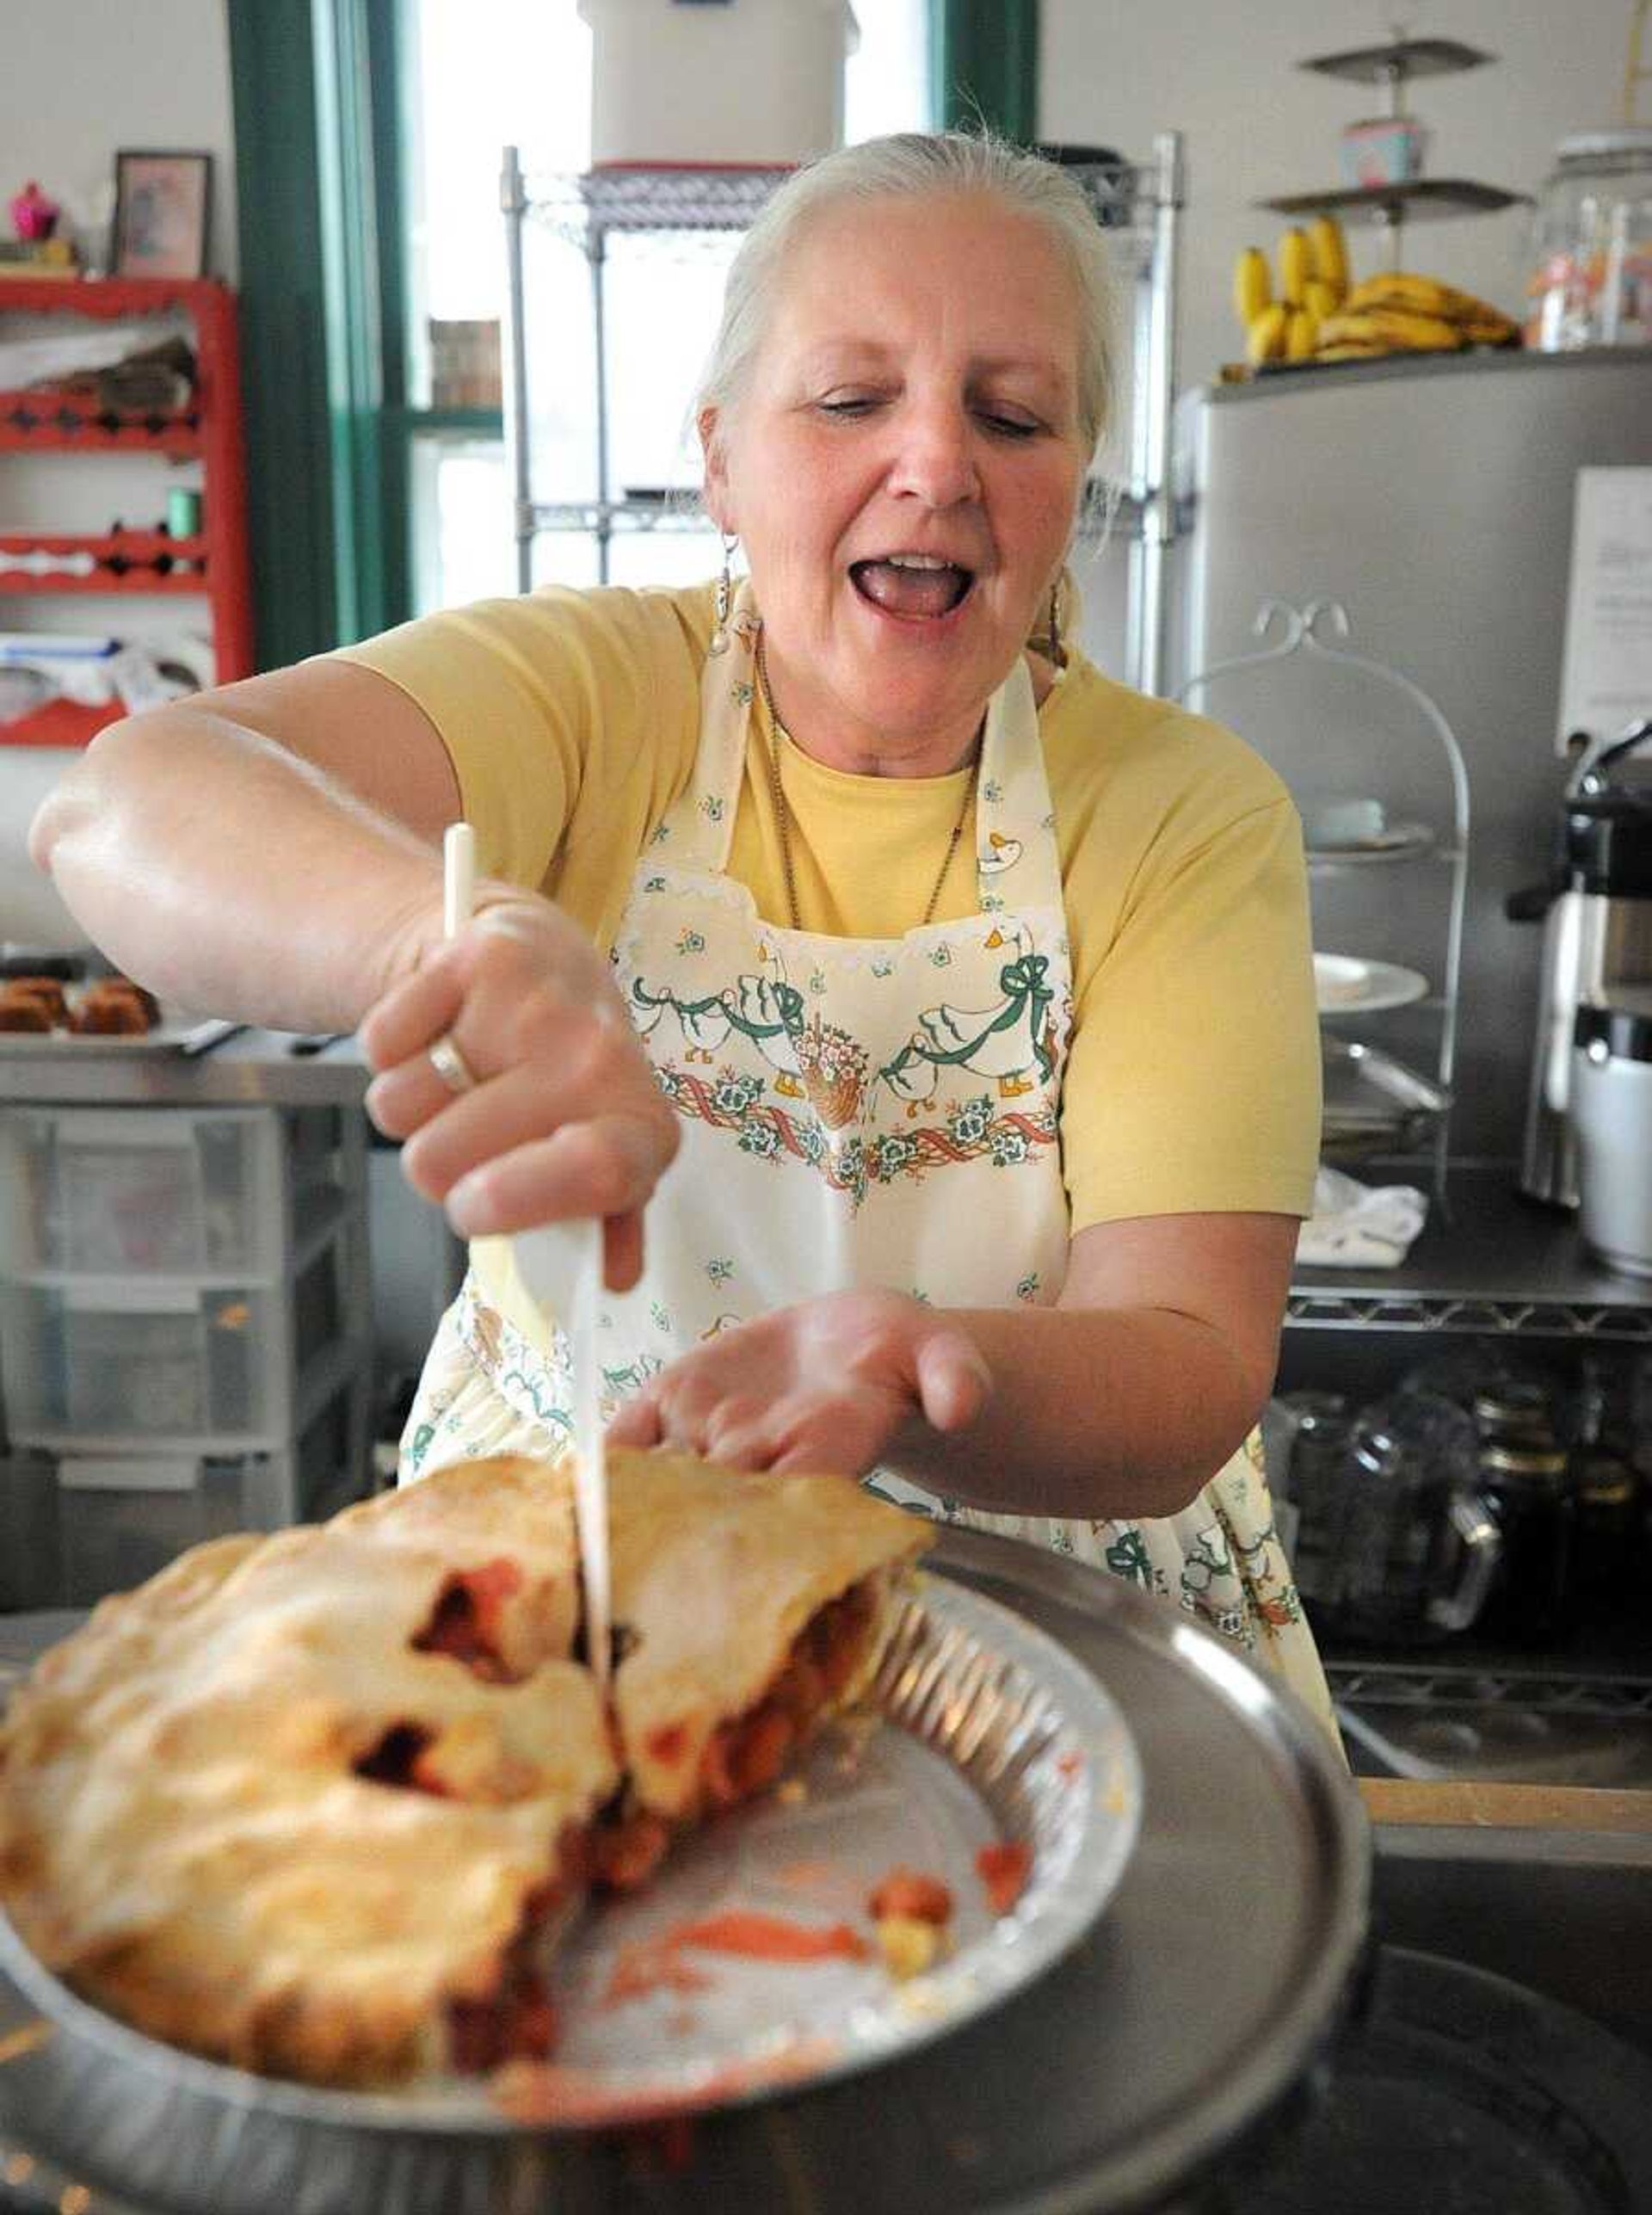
[1572,1451,1641,1602]
[1326,1393,1501,1645]
[1472,1380,1561,1452]
[1476,1442,1577,1644]
[1271,1391,1352,1608]
[1401,1344,1517,1413]
[1526,126,1652,350]
[1567,1356,1643,1603]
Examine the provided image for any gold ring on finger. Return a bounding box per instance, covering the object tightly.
[427,1032,477,1096]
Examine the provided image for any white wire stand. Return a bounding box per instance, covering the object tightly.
[1112,132,1184,700]
[1179,597,1470,1213]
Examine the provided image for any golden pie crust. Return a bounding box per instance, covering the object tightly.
[607,1449,928,1819]
[0,1447,928,2089]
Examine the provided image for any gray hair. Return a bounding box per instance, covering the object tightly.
[696,131,1117,456]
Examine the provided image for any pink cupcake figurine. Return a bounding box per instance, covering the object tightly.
[9,182,60,243]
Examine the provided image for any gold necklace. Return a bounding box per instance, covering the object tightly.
[754,632,980,934]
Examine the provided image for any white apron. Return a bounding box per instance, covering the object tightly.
[401,588,1335,1731]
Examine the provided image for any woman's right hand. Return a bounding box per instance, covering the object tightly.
[359,895,679,1292]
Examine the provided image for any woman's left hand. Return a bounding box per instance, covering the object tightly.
[606,1288,992,1477]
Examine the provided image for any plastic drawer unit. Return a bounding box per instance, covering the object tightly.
[0,1101,371,1576]
[2,1383,364,1610]
[2,1106,283,1275]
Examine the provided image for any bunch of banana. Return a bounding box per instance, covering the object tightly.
[1313,271,1522,361]
[1233,215,1350,367]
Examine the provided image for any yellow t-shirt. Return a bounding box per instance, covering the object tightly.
[337,580,1320,1237]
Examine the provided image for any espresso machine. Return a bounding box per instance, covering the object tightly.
[1508,719,1652,1211]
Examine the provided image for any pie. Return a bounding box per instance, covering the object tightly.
[0,1447,929,2089]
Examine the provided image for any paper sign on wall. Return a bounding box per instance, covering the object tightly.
[1557,466,1652,751]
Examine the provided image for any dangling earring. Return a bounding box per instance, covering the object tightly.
[1047,577,1065,669]
[708,532,738,656]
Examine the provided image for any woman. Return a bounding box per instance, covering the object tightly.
[30,133,1331,1727]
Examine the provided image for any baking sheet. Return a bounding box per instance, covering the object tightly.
[0,1576,1141,2132]
[0,986,188,1056]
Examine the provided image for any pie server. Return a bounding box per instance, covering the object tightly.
[441,824,611,1693]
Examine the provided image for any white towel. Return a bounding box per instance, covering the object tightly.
[1296,1165,1427,1268]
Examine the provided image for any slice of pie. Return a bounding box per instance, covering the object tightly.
[604,1447,929,1823]
[0,1446,929,2090]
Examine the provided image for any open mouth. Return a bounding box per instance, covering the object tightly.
[850,553,974,619]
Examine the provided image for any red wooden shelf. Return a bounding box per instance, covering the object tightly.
[0,275,231,320]
[0,574,207,597]
[0,530,205,558]
[0,696,120,749]
[0,530,209,592]
[0,275,253,742]
[0,388,201,455]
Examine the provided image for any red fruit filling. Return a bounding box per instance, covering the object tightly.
[353,1721,449,1797]
[696,1580,877,1810]
[411,1558,524,1681]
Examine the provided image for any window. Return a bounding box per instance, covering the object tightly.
[400,0,934,613]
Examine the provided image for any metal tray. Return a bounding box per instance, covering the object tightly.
[0,1534,1367,2215]
[0,990,189,1056]
[1322,1037,1451,1161]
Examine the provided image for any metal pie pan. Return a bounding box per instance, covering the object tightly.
[0,1576,1139,2162]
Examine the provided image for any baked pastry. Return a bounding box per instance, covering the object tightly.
[70,977,158,1035]
[0,978,68,1027]
[338,1453,584,1668]
[606,1448,928,1822]
[0,1447,929,2089]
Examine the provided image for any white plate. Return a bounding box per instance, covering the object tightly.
[0,1576,1143,2132]
[1315,953,1430,1016]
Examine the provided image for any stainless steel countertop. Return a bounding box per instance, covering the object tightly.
[1291,1163,1652,1314]
[0,1030,369,1108]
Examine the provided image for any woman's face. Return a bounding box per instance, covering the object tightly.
[702,190,1091,776]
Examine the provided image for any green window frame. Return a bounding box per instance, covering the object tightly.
[933,0,1039,141]
[227,0,1032,665]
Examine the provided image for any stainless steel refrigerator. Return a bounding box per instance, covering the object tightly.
[1170,349,1652,1164]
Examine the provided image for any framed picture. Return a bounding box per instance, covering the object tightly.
[112,150,213,280]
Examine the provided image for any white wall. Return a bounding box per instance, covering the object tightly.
[1041,0,1632,399]
[0,5,235,947]
[0,1,236,281]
